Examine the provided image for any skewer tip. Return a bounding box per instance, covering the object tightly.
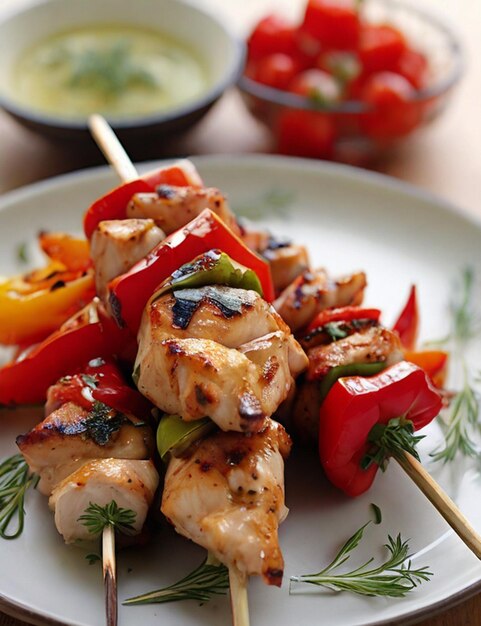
[103,525,118,626]
[229,565,250,626]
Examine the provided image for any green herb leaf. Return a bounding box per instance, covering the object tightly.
[290,515,432,597]
[323,322,349,341]
[86,553,101,565]
[16,242,29,265]
[0,454,38,540]
[431,362,480,463]
[361,417,425,471]
[83,402,127,446]
[370,503,382,525]
[429,267,480,348]
[123,554,229,605]
[68,40,158,97]
[78,500,137,536]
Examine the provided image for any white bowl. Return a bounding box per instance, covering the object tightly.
[0,0,245,143]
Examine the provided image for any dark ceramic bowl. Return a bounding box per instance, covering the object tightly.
[0,0,245,146]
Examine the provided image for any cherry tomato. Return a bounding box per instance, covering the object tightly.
[300,0,361,50]
[316,50,361,84]
[360,71,422,139]
[278,109,336,158]
[247,15,296,60]
[253,53,300,90]
[294,30,323,68]
[359,24,407,74]
[395,48,428,89]
[290,69,342,105]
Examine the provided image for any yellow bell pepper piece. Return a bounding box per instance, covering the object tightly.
[0,270,95,346]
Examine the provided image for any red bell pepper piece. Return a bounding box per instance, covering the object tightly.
[393,285,419,350]
[307,306,381,332]
[319,361,442,497]
[404,349,449,389]
[47,358,151,417]
[83,160,203,239]
[0,301,137,406]
[109,209,275,333]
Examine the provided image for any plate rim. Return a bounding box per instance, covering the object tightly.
[0,154,480,232]
[0,153,480,626]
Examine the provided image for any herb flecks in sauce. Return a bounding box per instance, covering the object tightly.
[12,25,208,119]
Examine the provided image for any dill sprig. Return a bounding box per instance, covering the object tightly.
[426,268,481,463]
[290,518,432,597]
[78,500,137,536]
[431,364,480,463]
[448,267,480,346]
[68,40,158,97]
[361,417,425,471]
[124,554,230,605]
[0,454,38,540]
[430,267,480,349]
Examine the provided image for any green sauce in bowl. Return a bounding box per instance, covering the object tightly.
[10,24,209,120]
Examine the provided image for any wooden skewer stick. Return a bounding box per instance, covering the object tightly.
[89,114,138,183]
[89,113,252,626]
[88,112,135,626]
[103,524,117,626]
[394,450,481,559]
[229,566,250,626]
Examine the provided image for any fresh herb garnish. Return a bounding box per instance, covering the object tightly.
[78,500,137,536]
[361,417,425,471]
[68,40,158,97]
[86,553,102,565]
[124,554,229,605]
[16,242,29,265]
[234,188,296,221]
[83,402,127,446]
[370,503,382,525]
[290,513,432,597]
[431,365,480,463]
[427,268,481,463]
[429,267,480,348]
[0,454,38,540]
[323,321,349,341]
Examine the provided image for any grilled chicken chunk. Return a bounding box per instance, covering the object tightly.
[274,269,367,332]
[17,402,154,495]
[307,326,403,379]
[90,218,164,304]
[262,243,310,294]
[293,326,403,445]
[135,286,308,432]
[162,419,291,585]
[50,458,159,543]
[127,185,240,236]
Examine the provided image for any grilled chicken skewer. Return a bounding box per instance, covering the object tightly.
[137,254,306,621]
[89,115,311,622]
[16,357,159,626]
[89,114,256,626]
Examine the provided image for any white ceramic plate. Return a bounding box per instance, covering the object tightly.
[0,155,480,626]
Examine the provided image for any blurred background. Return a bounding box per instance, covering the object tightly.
[0,0,479,215]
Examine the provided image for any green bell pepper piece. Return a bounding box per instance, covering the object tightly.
[153,249,263,300]
[319,362,388,402]
[156,414,215,462]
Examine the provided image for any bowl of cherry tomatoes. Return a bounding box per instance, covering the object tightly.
[239,0,463,164]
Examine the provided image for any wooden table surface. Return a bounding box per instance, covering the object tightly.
[0,0,480,625]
